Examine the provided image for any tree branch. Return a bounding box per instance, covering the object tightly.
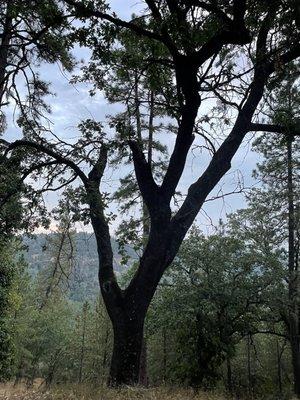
[186,1,233,25]
[144,0,162,21]
[129,140,160,213]
[64,0,166,44]
[249,123,284,134]
[88,145,108,183]
[4,139,88,185]
[164,9,278,264]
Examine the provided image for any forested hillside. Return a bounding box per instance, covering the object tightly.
[22,233,134,301]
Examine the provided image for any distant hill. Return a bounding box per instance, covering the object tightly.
[22,232,135,301]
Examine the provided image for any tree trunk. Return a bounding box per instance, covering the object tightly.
[139,337,148,386]
[287,135,300,397]
[247,334,252,398]
[226,356,233,395]
[291,338,300,397]
[162,327,167,383]
[276,340,283,397]
[109,316,144,386]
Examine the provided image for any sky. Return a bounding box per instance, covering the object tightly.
[5,0,263,235]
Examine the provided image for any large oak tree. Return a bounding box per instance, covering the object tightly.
[1,0,300,386]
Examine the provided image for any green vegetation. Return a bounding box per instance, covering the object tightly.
[0,385,225,400]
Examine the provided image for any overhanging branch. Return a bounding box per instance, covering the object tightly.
[64,0,167,45]
[5,139,88,185]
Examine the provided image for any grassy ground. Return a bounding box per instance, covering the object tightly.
[0,383,226,400]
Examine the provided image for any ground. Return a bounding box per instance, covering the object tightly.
[0,383,225,400]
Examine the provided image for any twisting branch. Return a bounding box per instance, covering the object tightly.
[4,139,88,184]
[144,0,162,21]
[83,145,122,300]
[64,0,167,45]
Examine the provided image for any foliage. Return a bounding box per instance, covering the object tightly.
[0,239,26,381]
[146,225,283,389]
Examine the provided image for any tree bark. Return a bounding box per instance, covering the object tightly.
[287,135,300,397]
[104,242,167,386]
[139,337,148,386]
[226,356,233,395]
[276,340,283,397]
[162,327,167,383]
[109,315,144,386]
[247,334,252,398]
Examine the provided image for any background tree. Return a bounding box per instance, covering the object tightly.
[0,240,25,381]
[227,68,300,396]
[146,225,281,390]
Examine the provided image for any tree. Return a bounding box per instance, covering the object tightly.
[2,0,300,385]
[0,240,25,380]
[0,0,74,230]
[146,226,279,389]
[230,68,300,395]
[0,0,72,113]
[265,67,300,397]
[11,237,77,386]
[0,3,74,370]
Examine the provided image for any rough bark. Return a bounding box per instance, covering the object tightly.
[138,337,148,386]
[287,135,300,397]
[276,340,284,397]
[108,313,145,386]
[226,357,233,395]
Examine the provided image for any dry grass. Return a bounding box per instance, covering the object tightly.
[0,383,226,400]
